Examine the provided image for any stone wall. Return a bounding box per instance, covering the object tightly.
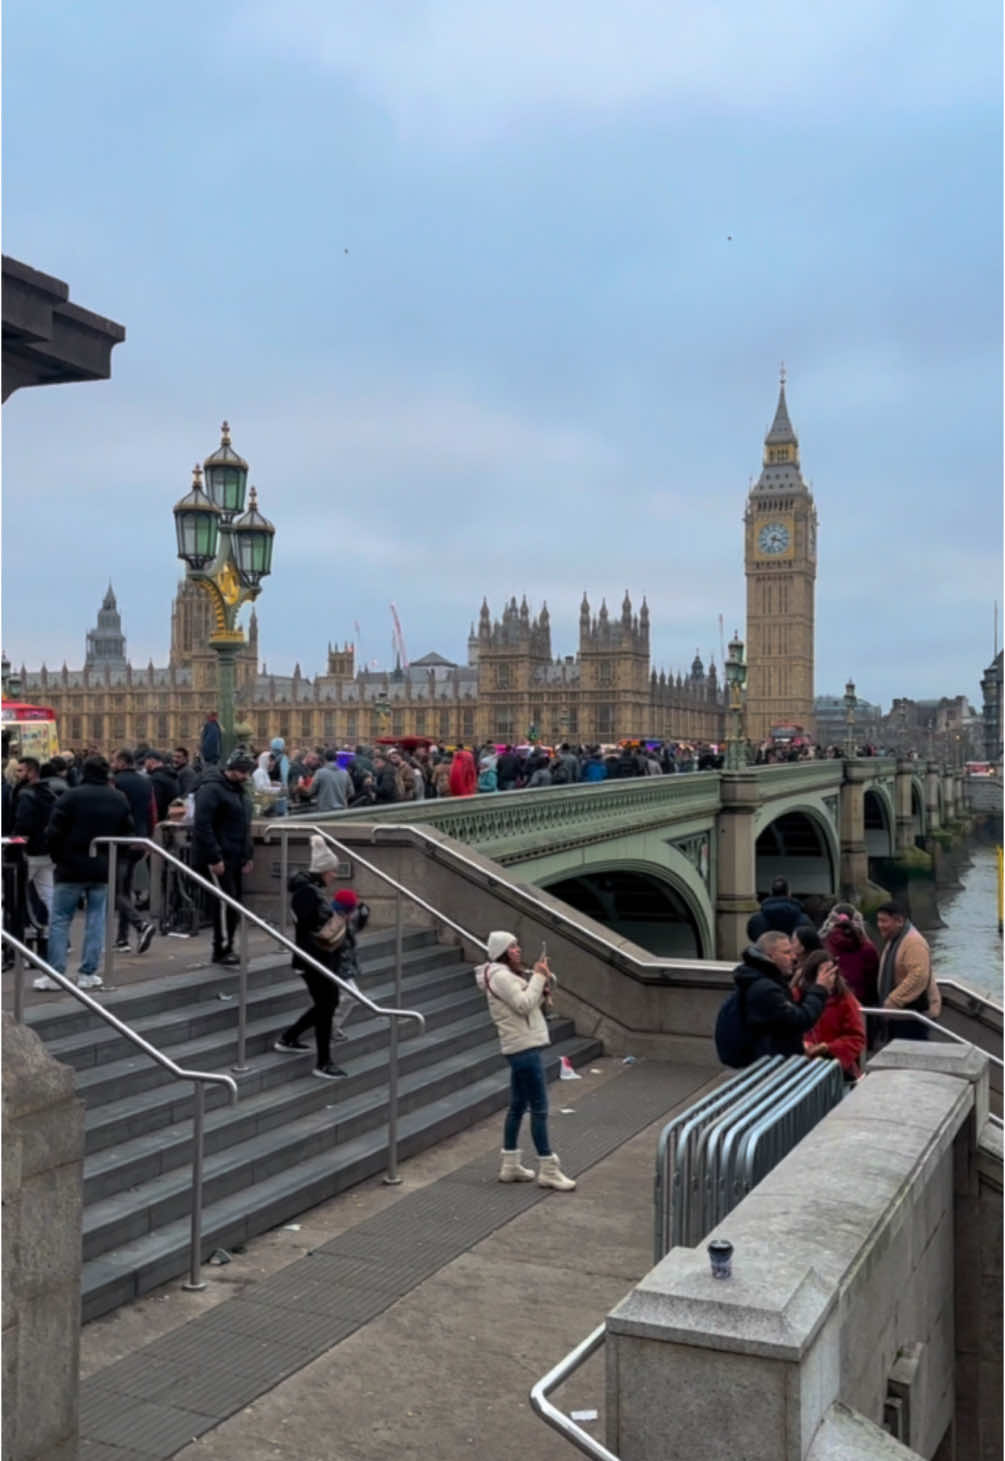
[604,1044,999,1461]
[243,821,735,1063]
[1,1014,85,1461]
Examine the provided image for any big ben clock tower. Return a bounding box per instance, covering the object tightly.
[744,371,818,742]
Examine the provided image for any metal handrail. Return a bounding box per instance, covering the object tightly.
[936,978,1005,1018]
[860,1007,1005,1068]
[90,836,425,1185]
[264,822,488,956]
[530,1323,619,1461]
[2,929,236,1292]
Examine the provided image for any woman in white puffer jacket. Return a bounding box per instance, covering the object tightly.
[474,931,576,1191]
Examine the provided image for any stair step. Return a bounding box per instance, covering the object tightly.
[24,925,441,1042]
[83,995,532,1198]
[51,946,467,1077]
[76,964,480,1122]
[83,1017,562,1260]
[80,1033,603,1321]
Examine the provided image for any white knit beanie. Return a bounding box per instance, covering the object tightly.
[486,930,517,962]
[309,835,339,874]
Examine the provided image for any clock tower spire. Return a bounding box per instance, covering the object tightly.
[743,370,818,742]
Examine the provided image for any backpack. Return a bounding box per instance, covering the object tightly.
[477,767,497,793]
[714,985,756,1068]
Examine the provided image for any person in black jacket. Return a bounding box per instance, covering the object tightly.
[733,931,835,1058]
[12,757,57,954]
[145,751,180,824]
[41,756,134,991]
[746,877,813,942]
[191,751,254,965]
[274,836,369,1079]
[112,750,156,954]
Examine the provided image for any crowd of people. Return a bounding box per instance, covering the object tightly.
[716,878,940,1080]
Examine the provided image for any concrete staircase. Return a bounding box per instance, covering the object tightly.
[24,928,602,1323]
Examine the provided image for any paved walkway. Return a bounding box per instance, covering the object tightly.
[77,1057,718,1461]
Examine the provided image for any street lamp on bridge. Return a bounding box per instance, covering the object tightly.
[844,679,857,758]
[173,423,275,758]
[725,630,747,770]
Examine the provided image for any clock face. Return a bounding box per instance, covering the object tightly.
[757,521,790,555]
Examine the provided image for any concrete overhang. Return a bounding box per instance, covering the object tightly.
[2,255,125,401]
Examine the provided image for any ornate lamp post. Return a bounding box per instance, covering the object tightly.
[173,423,275,758]
[725,631,747,770]
[844,679,857,758]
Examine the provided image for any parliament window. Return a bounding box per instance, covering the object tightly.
[597,705,614,736]
[300,713,312,739]
[495,664,512,689]
[157,715,170,743]
[439,709,451,739]
[462,709,474,739]
[414,710,427,735]
[599,662,613,686]
[323,712,336,739]
[345,712,358,741]
[392,711,405,736]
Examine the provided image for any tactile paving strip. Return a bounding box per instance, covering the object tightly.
[81,1060,708,1457]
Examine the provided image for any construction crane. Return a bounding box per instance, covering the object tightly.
[390,602,410,670]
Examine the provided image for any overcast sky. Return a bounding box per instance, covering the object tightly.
[2,0,1001,709]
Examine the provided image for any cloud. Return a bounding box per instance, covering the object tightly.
[234,0,998,141]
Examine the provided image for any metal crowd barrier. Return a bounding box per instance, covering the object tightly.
[654,1056,844,1264]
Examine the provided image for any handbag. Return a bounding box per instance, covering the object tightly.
[312,908,348,953]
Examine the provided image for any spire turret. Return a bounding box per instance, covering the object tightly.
[765,366,798,448]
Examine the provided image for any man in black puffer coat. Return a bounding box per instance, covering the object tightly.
[191,751,254,965]
[733,930,834,1058]
[42,756,134,991]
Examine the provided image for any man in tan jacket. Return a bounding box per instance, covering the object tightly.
[876,901,941,1040]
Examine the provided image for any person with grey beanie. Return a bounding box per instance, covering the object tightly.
[474,931,575,1191]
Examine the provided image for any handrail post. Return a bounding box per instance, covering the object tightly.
[104,841,118,985]
[233,912,250,1073]
[13,940,25,1023]
[181,1081,207,1291]
[279,832,290,939]
[383,890,404,1186]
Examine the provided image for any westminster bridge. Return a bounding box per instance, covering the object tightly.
[284,757,964,961]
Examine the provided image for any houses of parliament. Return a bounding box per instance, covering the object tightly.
[8,381,818,753]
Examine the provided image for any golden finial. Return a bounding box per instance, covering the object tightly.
[779,361,787,387]
[248,485,258,510]
[221,420,231,444]
[192,463,203,485]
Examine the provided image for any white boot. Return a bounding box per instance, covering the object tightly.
[498,1149,535,1183]
[537,1153,576,1191]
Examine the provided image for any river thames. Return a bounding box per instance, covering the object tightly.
[927,842,1003,1005]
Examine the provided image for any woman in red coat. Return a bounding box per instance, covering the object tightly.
[448,747,477,798]
[795,949,866,1080]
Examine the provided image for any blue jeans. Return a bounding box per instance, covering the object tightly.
[49,883,107,977]
[504,1047,551,1156]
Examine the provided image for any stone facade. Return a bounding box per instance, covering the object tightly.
[745,375,818,742]
[2,1014,85,1461]
[10,588,725,755]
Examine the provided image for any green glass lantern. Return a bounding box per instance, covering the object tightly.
[203,420,249,520]
[232,486,275,588]
[173,464,221,570]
